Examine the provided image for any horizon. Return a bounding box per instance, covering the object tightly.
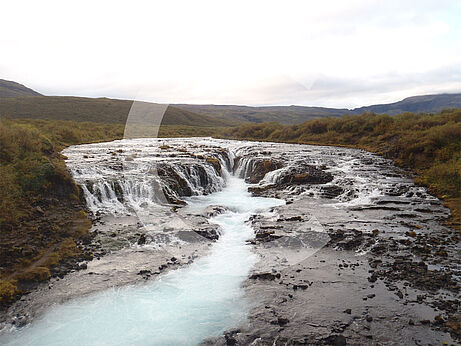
[5,77,461,111]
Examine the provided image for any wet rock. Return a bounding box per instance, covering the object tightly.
[320,185,344,199]
[223,329,240,346]
[247,184,275,196]
[249,272,281,281]
[205,157,222,175]
[321,334,346,346]
[271,317,289,326]
[366,315,373,322]
[329,229,364,250]
[137,234,147,245]
[276,164,333,186]
[254,230,283,243]
[245,158,284,183]
[204,206,228,217]
[137,270,152,279]
[157,165,194,197]
[194,227,220,241]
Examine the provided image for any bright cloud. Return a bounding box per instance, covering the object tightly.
[1,0,460,107]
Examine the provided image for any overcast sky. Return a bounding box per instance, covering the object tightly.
[1,0,461,108]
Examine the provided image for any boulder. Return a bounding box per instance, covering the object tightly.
[276,164,333,186]
[246,158,284,183]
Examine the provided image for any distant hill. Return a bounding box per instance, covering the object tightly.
[1,78,460,125]
[174,104,349,124]
[0,79,42,98]
[175,93,461,124]
[352,93,461,115]
[0,96,237,127]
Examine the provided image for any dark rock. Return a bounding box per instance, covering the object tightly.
[321,334,346,346]
[249,272,281,281]
[248,184,275,196]
[320,185,344,198]
[366,315,373,322]
[277,317,289,326]
[276,164,333,186]
[205,157,222,175]
[137,234,147,245]
[254,230,283,243]
[137,270,152,279]
[245,158,284,183]
[204,206,227,217]
[195,227,220,241]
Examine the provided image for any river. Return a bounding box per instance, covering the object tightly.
[1,138,457,345]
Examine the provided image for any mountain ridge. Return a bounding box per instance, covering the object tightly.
[0,79,42,98]
[174,92,461,124]
[1,79,460,125]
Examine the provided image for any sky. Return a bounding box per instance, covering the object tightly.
[1,0,461,108]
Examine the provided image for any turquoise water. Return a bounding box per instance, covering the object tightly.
[1,176,283,346]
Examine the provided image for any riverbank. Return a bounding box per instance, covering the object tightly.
[0,119,121,307]
[220,109,461,231]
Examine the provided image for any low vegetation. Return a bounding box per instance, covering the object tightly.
[0,118,123,306]
[221,109,461,229]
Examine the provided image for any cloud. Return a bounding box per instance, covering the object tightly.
[1,0,460,107]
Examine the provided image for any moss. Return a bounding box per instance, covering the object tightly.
[0,280,19,306]
[17,267,51,282]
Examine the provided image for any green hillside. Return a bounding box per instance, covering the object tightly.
[174,104,348,124]
[354,93,461,115]
[0,96,238,127]
[175,93,461,124]
[0,79,42,98]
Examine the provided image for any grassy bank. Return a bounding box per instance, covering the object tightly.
[221,109,461,230]
[0,118,124,306]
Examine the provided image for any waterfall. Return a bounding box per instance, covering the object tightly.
[63,139,232,216]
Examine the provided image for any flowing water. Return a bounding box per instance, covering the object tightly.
[1,168,283,346]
